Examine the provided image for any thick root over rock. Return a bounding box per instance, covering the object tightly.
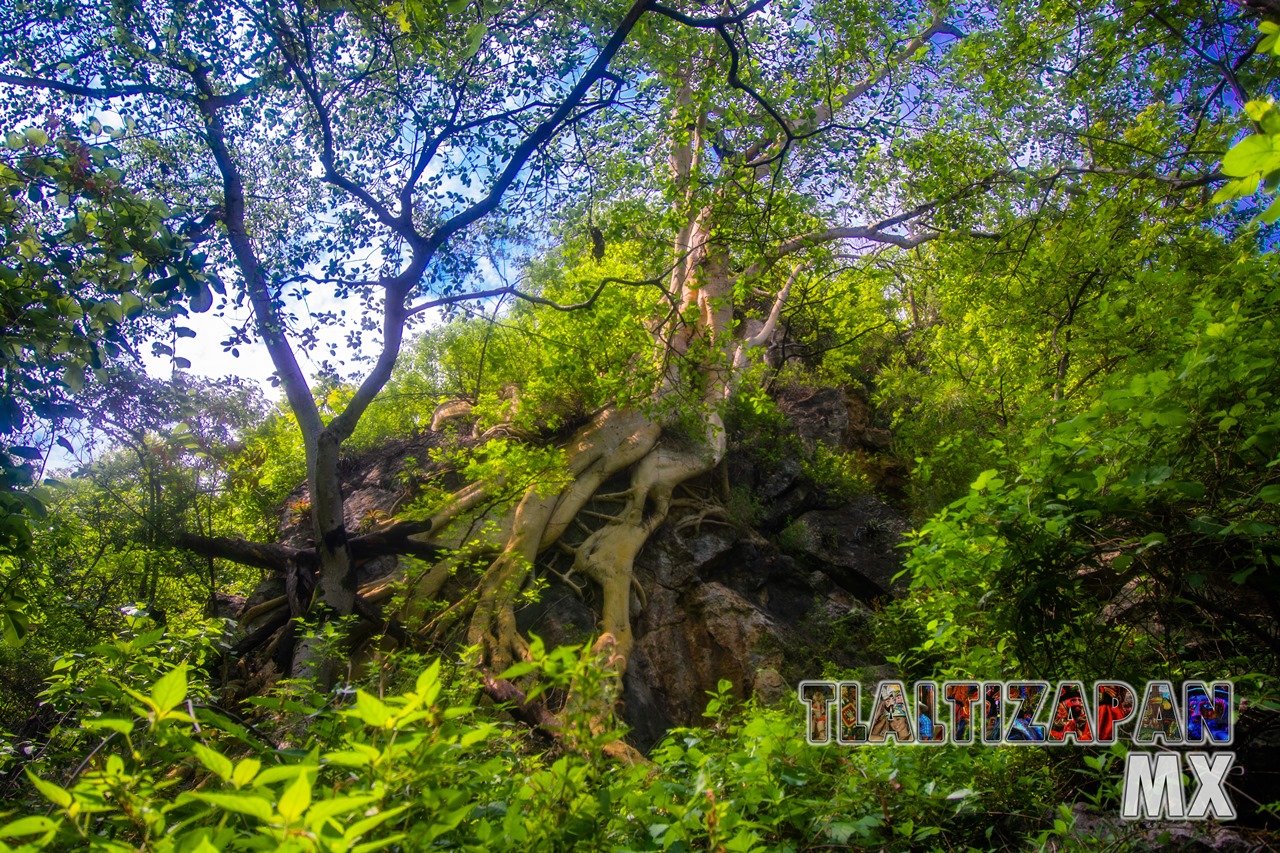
[423,400,728,683]
[426,408,662,671]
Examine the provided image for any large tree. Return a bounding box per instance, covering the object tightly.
[1,0,1269,683]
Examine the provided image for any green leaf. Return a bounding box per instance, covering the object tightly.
[1170,481,1206,500]
[1259,196,1280,225]
[323,750,374,768]
[231,757,261,788]
[353,690,394,728]
[191,792,273,821]
[463,23,486,58]
[971,469,1003,491]
[1258,485,1280,505]
[150,664,188,713]
[0,815,59,839]
[352,834,409,853]
[1,601,29,646]
[344,806,409,843]
[192,744,233,781]
[496,661,538,679]
[277,773,313,823]
[253,764,316,787]
[120,291,144,318]
[1221,134,1280,178]
[83,716,134,735]
[306,795,378,830]
[26,770,72,808]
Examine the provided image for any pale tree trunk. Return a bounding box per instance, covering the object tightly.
[443,61,787,679]
[435,16,958,682]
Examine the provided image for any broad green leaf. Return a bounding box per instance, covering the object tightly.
[352,834,409,853]
[1221,134,1280,178]
[343,806,409,843]
[120,291,144,318]
[0,816,59,839]
[26,770,72,808]
[323,750,373,768]
[353,691,393,728]
[253,764,316,787]
[1259,196,1280,225]
[192,744,233,781]
[191,792,273,822]
[232,758,261,788]
[277,773,312,823]
[150,665,188,713]
[83,716,134,735]
[1245,100,1280,135]
[970,469,1003,491]
[306,795,378,830]
[1,601,29,646]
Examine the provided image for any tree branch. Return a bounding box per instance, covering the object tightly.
[0,73,173,100]
[191,66,324,443]
[739,9,956,169]
[175,533,309,572]
[421,0,655,256]
[264,14,406,236]
[406,277,661,318]
[648,0,771,28]
[175,521,443,571]
[745,263,804,348]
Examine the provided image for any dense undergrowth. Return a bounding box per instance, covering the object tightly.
[0,617,1102,853]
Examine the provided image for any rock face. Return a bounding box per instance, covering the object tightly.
[515,384,910,749]
[1058,804,1261,852]
[779,502,910,597]
[624,526,891,750]
[516,497,905,751]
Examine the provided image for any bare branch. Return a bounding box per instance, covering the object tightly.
[0,72,172,100]
[423,0,654,255]
[648,0,771,28]
[264,14,405,236]
[190,66,324,442]
[740,9,955,169]
[406,277,662,319]
[744,263,804,348]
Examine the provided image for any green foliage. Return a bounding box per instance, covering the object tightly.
[879,239,1280,683]
[399,245,665,437]
[725,390,869,504]
[1214,21,1280,219]
[0,5,1277,851]
[0,620,1069,853]
[0,373,265,725]
[222,405,310,542]
[0,126,214,563]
